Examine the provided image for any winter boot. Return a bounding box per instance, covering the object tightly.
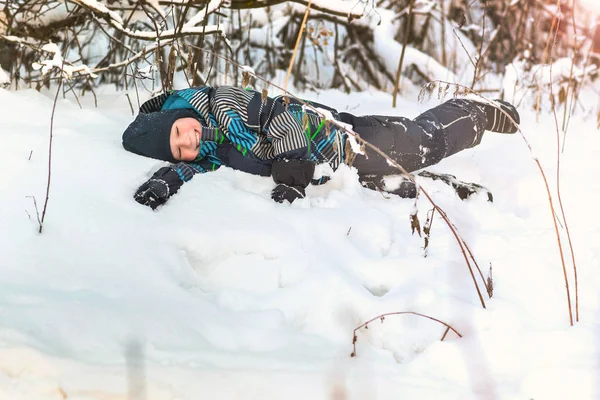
[359,172,492,202]
[481,99,520,134]
[417,171,493,202]
[359,174,418,198]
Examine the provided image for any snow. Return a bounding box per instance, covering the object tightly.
[186,0,224,28]
[31,42,98,79]
[249,24,284,48]
[240,65,255,75]
[373,9,457,86]
[1,80,600,400]
[13,2,71,28]
[3,1,600,385]
[76,0,125,26]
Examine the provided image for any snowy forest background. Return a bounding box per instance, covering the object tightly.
[2,0,600,109]
[2,0,600,399]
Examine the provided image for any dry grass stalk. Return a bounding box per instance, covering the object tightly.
[425,78,577,324]
[535,0,561,122]
[392,0,415,107]
[419,76,579,325]
[470,0,487,90]
[351,311,463,357]
[410,207,422,237]
[548,15,579,323]
[461,234,489,298]
[57,387,67,399]
[284,0,313,91]
[486,263,494,298]
[39,36,70,233]
[423,207,435,257]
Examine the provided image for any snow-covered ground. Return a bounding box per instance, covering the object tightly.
[1,82,599,399]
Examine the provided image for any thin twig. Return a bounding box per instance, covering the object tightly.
[433,205,487,308]
[284,0,313,91]
[535,11,559,122]
[561,0,580,148]
[131,65,141,110]
[548,2,578,323]
[25,196,42,230]
[39,38,68,233]
[392,0,414,107]
[351,311,462,357]
[126,92,134,116]
[461,235,488,297]
[440,326,450,341]
[470,0,486,89]
[453,29,476,69]
[64,78,82,108]
[428,78,576,324]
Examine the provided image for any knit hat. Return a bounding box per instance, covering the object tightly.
[122,108,200,162]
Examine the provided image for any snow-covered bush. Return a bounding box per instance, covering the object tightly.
[0,0,598,102]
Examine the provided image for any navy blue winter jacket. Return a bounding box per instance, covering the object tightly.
[139,85,347,184]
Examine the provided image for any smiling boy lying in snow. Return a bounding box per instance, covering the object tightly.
[122,85,520,209]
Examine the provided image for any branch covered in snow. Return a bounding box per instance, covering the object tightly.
[158,0,367,20]
[30,42,97,78]
[67,0,224,41]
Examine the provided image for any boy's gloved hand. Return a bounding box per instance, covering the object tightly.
[134,166,183,210]
[270,159,314,204]
[271,183,306,203]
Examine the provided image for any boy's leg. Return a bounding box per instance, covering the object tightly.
[339,98,487,176]
[414,98,488,158]
[357,171,492,201]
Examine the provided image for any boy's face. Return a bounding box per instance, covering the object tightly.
[170,118,202,161]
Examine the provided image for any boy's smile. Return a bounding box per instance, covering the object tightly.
[170,117,202,161]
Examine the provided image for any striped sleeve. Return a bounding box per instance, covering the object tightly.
[170,160,220,182]
[169,141,223,183]
[210,86,309,159]
[210,86,259,151]
[267,111,308,158]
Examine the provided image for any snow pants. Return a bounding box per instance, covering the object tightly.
[338,98,488,197]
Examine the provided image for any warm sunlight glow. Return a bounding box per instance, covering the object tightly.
[578,0,600,16]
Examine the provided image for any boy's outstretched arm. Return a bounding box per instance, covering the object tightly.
[133,160,218,209]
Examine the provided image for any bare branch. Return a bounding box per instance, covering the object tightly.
[351,311,463,358]
[66,0,223,41]
[157,0,366,20]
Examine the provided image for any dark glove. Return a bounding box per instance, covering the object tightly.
[271,159,315,187]
[270,159,314,203]
[271,183,306,203]
[134,167,183,210]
